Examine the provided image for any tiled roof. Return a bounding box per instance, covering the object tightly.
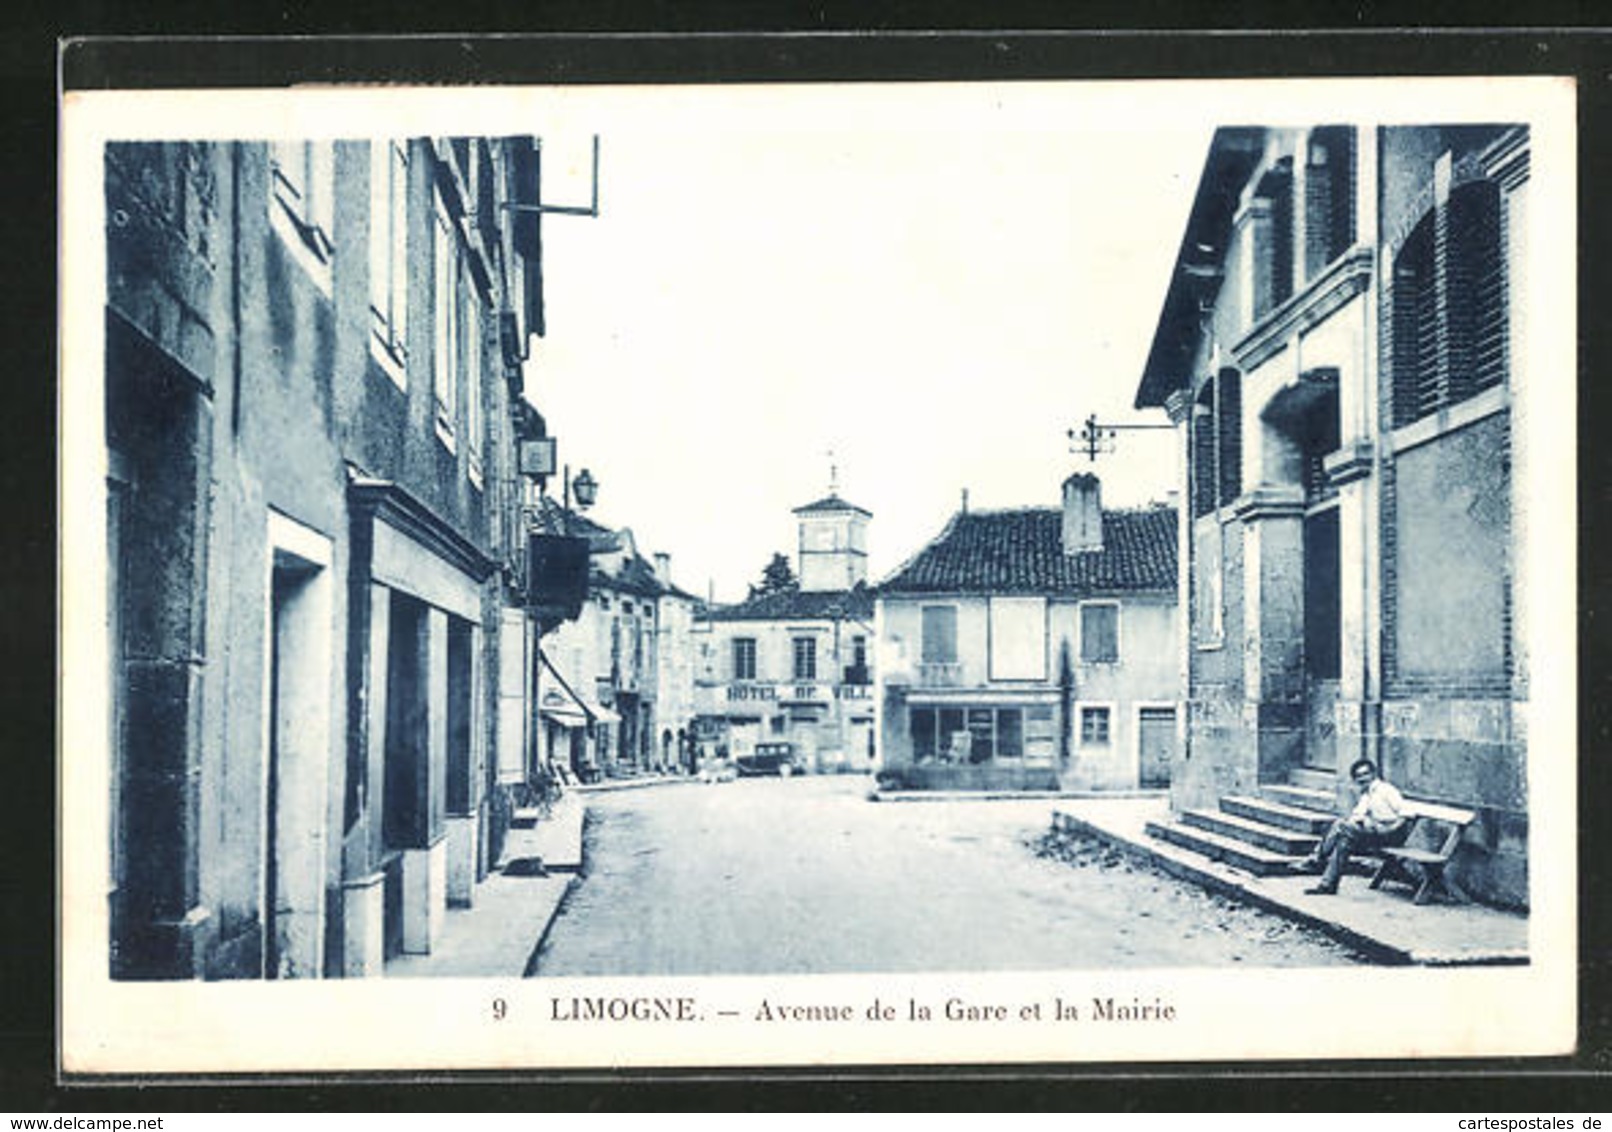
[528,495,619,550]
[594,554,665,599]
[878,507,1177,596]
[793,493,871,517]
[529,495,682,600]
[701,582,876,623]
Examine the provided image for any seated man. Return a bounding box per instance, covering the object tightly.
[1293,758,1410,895]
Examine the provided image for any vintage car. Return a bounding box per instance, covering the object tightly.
[735,741,798,777]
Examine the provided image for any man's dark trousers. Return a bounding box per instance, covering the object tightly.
[1313,820,1410,891]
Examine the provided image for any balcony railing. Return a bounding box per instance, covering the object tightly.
[916,662,963,687]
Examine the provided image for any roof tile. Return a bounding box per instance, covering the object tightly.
[878,507,1177,595]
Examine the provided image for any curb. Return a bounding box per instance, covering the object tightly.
[522,874,582,977]
[572,776,700,794]
[521,802,592,976]
[1050,809,1416,965]
[870,788,1168,804]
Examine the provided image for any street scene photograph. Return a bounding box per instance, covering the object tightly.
[58,75,1576,1071]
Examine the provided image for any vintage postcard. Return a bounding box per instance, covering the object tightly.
[58,72,1577,1075]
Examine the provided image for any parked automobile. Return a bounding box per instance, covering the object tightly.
[735,742,798,777]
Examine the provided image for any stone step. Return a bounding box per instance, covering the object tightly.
[1144,819,1297,877]
[1261,783,1338,814]
[1181,808,1321,856]
[1288,766,1337,792]
[1221,794,1336,835]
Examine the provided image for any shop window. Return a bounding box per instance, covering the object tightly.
[996,710,1024,759]
[912,706,1020,762]
[1079,602,1120,664]
[1080,706,1112,746]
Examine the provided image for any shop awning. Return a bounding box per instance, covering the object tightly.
[590,705,622,726]
[538,682,591,729]
[903,688,1061,707]
[537,650,594,729]
[541,706,589,729]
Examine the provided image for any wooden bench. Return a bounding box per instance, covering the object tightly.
[1366,798,1478,905]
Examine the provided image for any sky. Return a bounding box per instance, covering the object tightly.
[65,76,1567,608]
[522,85,1209,603]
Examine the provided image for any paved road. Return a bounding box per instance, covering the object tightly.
[531,774,1364,976]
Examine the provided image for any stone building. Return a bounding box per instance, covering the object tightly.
[875,477,1179,792]
[693,494,877,773]
[102,134,553,978]
[530,497,700,780]
[1132,124,1531,906]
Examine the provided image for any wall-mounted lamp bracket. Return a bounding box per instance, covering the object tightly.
[502,135,602,219]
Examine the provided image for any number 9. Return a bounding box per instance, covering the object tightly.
[492,997,507,1020]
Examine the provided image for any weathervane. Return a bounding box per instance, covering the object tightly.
[1068,412,1174,463]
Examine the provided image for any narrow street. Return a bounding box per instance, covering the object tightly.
[531,775,1366,976]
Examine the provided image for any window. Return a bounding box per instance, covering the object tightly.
[1080,603,1120,664]
[920,605,958,664]
[1304,127,1356,280]
[368,140,409,382]
[269,140,335,278]
[793,637,817,681]
[433,193,460,441]
[1390,174,1507,429]
[465,297,483,482]
[1192,369,1242,517]
[1252,159,1294,321]
[1080,706,1112,746]
[1217,370,1242,505]
[912,706,1022,763]
[733,638,757,681]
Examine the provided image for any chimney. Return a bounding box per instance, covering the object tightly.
[1062,473,1103,555]
[654,552,671,588]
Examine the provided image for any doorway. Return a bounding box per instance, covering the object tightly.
[264,516,333,978]
[1137,706,1177,789]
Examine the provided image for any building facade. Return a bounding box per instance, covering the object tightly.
[876,476,1179,792]
[693,495,877,773]
[532,498,700,780]
[103,134,552,978]
[1133,124,1531,906]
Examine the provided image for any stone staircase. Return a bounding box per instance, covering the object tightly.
[1145,766,1341,876]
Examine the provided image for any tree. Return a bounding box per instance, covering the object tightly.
[750,552,798,599]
